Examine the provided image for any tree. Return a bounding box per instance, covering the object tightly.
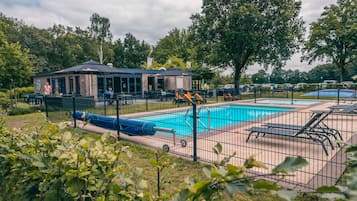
[0,26,33,89]
[270,67,286,84]
[152,28,193,64]
[89,13,112,64]
[252,69,269,84]
[123,33,150,68]
[304,0,357,82]
[190,0,304,94]
[307,64,340,83]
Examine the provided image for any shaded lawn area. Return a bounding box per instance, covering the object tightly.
[2,113,325,200]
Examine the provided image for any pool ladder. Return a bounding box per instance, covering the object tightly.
[184,106,210,130]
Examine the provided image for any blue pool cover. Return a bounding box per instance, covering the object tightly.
[303,89,357,98]
[73,111,156,136]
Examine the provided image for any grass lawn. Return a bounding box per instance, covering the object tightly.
[2,112,327,200]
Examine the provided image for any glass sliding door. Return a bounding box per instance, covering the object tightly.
[129,78,135,94]
[121,78,128,93]
[136,77,141,97]
[114,77,121,93]
[97,77,104,98]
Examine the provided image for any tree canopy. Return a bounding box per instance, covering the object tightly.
[304,0,357,82]
[89,13,112,64]
[0,25,33,88]
[190,0,304,93]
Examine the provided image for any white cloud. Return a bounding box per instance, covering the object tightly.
[0,0,337,72]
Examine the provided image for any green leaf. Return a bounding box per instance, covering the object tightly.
[319,193,346,200]
[32,161,46,168]
[253,180,279,190]
[213,142,222,155]
[202,167,211,179]
[272,156,308,174]
[316,185,341,193]
[346,146,357,153]
[189,181,210,193]
[225,183,239,197]
[273,189,297,201]
[172,189,190,201]
[244,156,267,169]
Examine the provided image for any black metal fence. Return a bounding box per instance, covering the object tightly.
[44,85,357,192]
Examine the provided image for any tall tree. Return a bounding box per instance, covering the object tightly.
[152,28,192,64]
[123,33,150,68]
[89,13,112,64]
[190,0,304,94]
[304,0,357,82]
[0,26,33,89]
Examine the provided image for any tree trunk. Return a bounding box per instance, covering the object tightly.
[99,41,103,64]
[339,66,345,83]
[234,66,241,96]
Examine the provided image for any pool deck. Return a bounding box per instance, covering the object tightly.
[75,98,357,191]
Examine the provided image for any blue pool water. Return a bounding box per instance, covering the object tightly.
[255,99,320,105]
[303,89,357,98]
[132,105,293,137]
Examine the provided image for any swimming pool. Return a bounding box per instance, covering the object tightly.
[132,105,293,137]
[303,89,357,98]
[255,99,321,105]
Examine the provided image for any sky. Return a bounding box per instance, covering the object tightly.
[0,0,337,74]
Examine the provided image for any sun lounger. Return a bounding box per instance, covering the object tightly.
[329,103,357,114]
[263,110,343,142]
[173,92,185,104]
[246,111,334,156]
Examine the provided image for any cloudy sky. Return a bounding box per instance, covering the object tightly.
[0,0,337,73]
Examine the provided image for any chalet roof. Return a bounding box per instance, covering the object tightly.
[35,60,194,77]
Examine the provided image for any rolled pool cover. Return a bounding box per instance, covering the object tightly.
[73,111,156,136]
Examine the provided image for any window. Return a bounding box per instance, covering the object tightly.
[114,77,121,93]
[75,76,80,95]
[69,76,74,94]
[121,78,128,93]
[136,77,141,96]
[97,77,104,97]
[157,78,164,90]
[176,76,183,89]
[129,78,135,94]
[106,77,113,90]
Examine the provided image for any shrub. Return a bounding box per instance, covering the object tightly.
[0,98,10,110]
[0,122,149,200]
[13,86,34,97]
[7,107,40,115]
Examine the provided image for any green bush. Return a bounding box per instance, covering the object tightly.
[0,121,149,200]
[0,98,10,110]
[7,106,42,115]
[13,86,34,97]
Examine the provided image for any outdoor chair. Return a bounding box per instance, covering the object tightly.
[329,103,357,114]
[263,110,343,143]
[246,111,335,156]
[173,92,185,104]
[223,93,233,101]
[194,93,207,104]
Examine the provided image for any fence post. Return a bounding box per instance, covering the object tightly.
[254,87,257,103]
[104,99,107,116]
[145,93,149,111]
[116,99,120,141]
[337,87,340,105]
[44,95,48,119]
[192,99,198,162]
[317,84,320,99]
[291,87,294,104]
[72,96,76,128]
